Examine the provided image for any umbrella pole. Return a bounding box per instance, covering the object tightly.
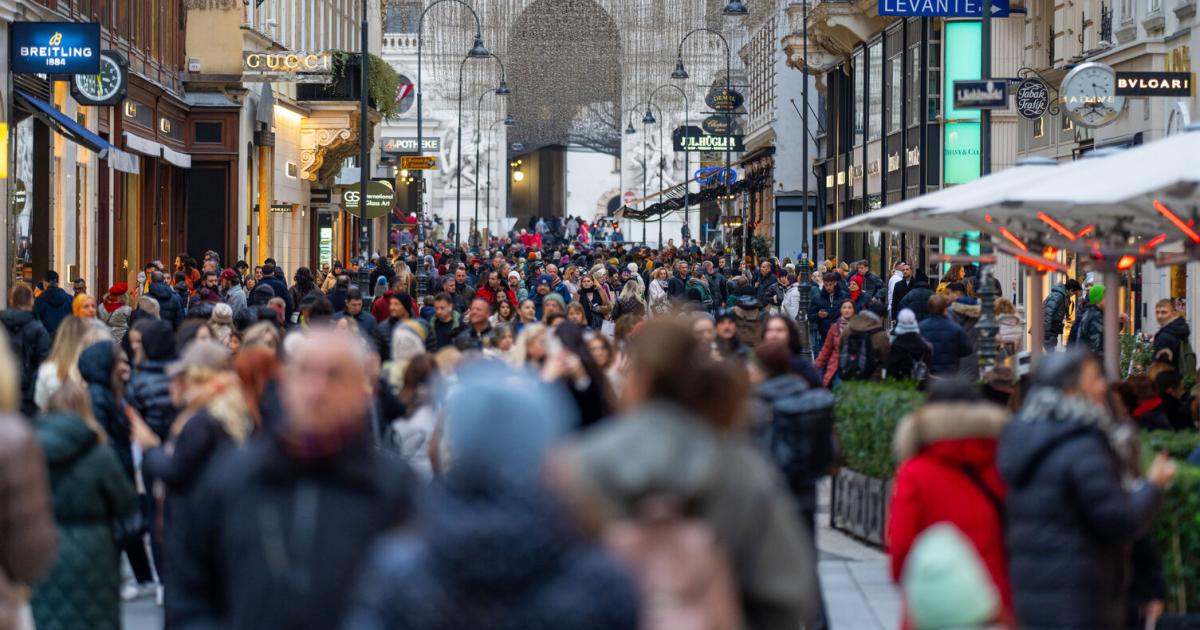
[1029,270,1044,363]
[1103,270,1121,380]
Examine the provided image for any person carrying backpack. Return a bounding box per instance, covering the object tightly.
[1152,299,1194,375]
[685,268,715,313]
[887,309,933,383]
[838,301,890,383]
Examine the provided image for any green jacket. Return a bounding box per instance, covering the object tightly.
[31,413,139,630]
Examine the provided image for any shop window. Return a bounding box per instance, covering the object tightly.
[908,45,922,128]
[868,40,883,141]
[195,121,223,144]
[889,53,902,133]
[927,28,942,122]
[854,50,865,146]
[1033,116,1045,138]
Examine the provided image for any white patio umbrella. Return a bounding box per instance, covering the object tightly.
[818,159,1060,235]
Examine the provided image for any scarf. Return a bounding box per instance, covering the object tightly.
[103,297,125,314]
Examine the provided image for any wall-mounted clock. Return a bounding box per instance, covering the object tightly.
[71,51,127,107]
[1059,62,1126,128]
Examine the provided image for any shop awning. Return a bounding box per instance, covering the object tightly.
[15,89,139,174]
[123,131,163,157]
[161,146,192,169]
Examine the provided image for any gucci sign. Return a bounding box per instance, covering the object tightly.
[243,51,332,82]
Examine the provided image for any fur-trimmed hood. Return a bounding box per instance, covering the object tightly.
[894,402,1010,462]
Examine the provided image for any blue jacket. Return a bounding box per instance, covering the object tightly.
[148,282,183,328]
[260,276,294,318]
[809,287,849,336]
[34,286,73,336]
[917,314,973,376]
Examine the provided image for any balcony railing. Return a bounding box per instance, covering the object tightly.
[382,33,419,54]
[296,55,375,108]
[1100,3,1113,42]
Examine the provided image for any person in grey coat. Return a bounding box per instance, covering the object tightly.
[560,319,826,630]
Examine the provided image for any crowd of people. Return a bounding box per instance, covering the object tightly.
[0,226,1193,630]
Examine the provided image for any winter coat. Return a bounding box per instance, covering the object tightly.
[840,312,890,381]
[918,315,972,376]
[166,433,415,630]
[732,300,763,348]
[427,313,464,353]
[455,323,492,352]
[259,275,293,318]
[0,414,56,628]
[33,286,73,336]
[814,319,845,387]
[569,402,826,630]
[1077,306,1106,358]
[386,404,438,481]
[754,375,836,513]
[0,309,51,417]
[1067,301,1092,347]
[951,299,982,380]
[888,403,1012,624]
[577,287,607,329]
[782,285,802,320]
[31,413,139,630]
[889,276,911,320]
[898,281,933,322]
[755,274,780,307]
[149,281,184,328]
[475,284,517,311]
[997,313,1025,358]
[886,332,932,381]
[809,287,849,337]
[859,271,885,301]
[125,361,178,440]
[1043,283,1071,343]
[224,285,249,323]
[1152,316,1191,372]
[343,475,638,630]
[97,303,132,342]
[79,342,133,479]
[997,390,1162,629]
[707,271,728,308]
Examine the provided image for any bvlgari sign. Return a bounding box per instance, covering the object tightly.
[1115,72,1193,97]
[243,50,333,82]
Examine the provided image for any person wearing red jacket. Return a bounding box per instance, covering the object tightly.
[474,270,516,311]
[887,381,1013,629]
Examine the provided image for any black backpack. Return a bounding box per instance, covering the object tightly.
[838,328,881,381]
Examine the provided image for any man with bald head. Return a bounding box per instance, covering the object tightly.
[167,328,415,630]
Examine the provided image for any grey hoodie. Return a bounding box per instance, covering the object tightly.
[570,402,826,630]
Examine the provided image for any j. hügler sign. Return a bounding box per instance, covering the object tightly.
[243,51,332,81]
[1115,72,1193,97]
[10,22,101,74]
[953,80,1009,110]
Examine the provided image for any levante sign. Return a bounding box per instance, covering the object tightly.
[879,0,1009,16]
[10,22,101,74]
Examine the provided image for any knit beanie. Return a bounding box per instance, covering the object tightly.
[210,302,234,326]
[1088,284,1106,306]
[894,309,920,335]
[901,523,1000,629]
[543,293,566,311]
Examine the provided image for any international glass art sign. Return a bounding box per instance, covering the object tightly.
[10,22,100,74]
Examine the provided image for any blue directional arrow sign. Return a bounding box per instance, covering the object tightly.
[878,0,1009,17]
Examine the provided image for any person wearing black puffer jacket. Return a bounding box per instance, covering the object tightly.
[998,350,1175,630]
[125,320,180,440]
[751,340,835,538]
[918,294,973,377]
[148,272,184,329]
[1042,279,1082,351]
[898,271,934,322]
[1,284,51,417]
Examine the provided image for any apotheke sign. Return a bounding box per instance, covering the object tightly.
[243,50,333,82]
[11,22,100,74]
[1115,72,1193,97]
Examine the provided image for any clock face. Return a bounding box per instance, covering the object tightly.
[72,53,125,105]
[1059,62,1126,128]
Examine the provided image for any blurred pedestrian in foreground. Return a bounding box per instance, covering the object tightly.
[998,349,1175,629]
[888,380,1012,628]
[168,329,415,630]
[556,319,826,630]
[344,360,637,630]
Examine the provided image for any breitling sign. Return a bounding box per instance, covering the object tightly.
[243,51,333,82]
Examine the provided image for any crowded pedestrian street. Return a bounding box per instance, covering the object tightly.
[3,1,1200,629]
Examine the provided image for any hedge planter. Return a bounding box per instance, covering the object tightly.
[831,468,892,547]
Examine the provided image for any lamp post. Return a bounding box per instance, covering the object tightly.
[647,83,690,245]
[416,0,488,242]
[485,116,514,238]
[674,27,737,255]
[456,52,506,248]
[359,0,369,259]
[474,81,510,241]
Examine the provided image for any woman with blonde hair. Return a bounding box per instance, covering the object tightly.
[995,298,1026,359]
[393,261,416,296]
[34,317,108,412]
[647,267,672,317]
[130,341,251,585]
[511,323,549,368]
[241,321,281,354]
[31,382,139,630]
